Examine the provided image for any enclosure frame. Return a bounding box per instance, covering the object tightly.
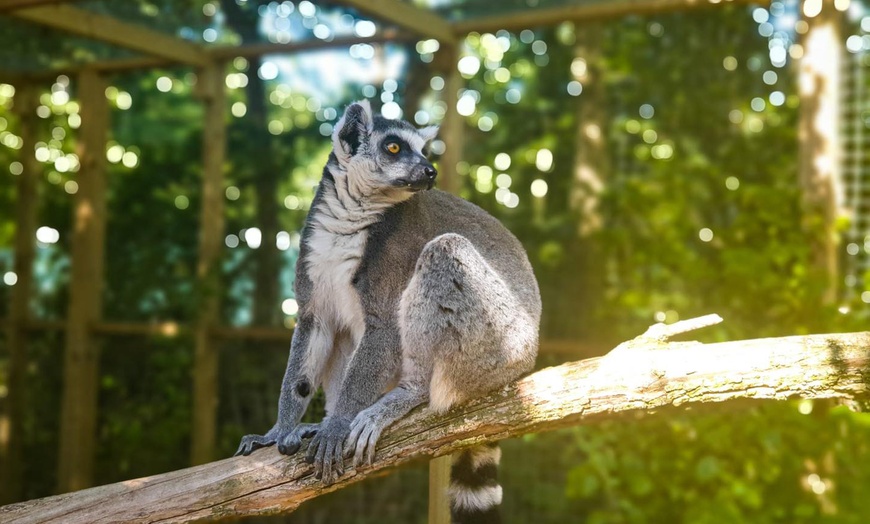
[1,1,845,522]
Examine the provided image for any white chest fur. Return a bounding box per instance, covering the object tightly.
[303,171,398,341]
[304,215,368,339]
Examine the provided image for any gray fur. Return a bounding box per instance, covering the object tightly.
[235,101,541,489]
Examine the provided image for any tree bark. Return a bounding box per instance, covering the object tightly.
[4,329,869,523]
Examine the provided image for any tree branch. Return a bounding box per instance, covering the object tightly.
[3,329,870,523]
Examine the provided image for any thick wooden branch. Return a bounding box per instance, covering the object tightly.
[3,330,869,523]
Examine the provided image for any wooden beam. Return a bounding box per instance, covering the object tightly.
[210,325,291,342]
[452,0,759,34]
[0,316,602,357]
[10,4,209,66]
[93,321,183,338]
[0,32,414,82]
[23,319,66,332]
[3,329,869,523]
[0,70,53,85]
[191,63,227,467]
[0,0,81,12]
[0,0,79,11]
[207,30,412,60]
[57,69,109,493]
[336,0,453,43]
[0,83,40,505]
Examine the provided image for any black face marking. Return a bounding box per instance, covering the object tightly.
[372,115,416,134]
[296,380,311,397]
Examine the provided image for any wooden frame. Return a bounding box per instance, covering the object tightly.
[453,0,760,34]
[9,4,209,65]
[0,0,768,79]
[0,317,603,358]
[0,83,39,505]
[0,31,415,83]
[0,0,81,12]
[0,1,784,521]
[191,63,227,466]
[337,0,453,43]
[56,69,109,493]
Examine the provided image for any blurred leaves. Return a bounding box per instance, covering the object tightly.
[510,402,870,524]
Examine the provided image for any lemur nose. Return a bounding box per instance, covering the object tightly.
[424,166,437,179]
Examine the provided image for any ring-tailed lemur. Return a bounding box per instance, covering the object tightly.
[235,100,541,523]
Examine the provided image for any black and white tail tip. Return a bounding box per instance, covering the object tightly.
[449,443,503,524]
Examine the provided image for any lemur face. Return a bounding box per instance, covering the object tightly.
[331,100,439,200]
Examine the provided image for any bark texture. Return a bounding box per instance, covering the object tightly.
[3,330,870,523]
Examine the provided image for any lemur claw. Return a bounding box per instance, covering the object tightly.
[306,417,351,484]
[235,425,279,456]
[277,423,320,456]
[235,423,320,457]
[234,433,277,457]
[346,411,386,467]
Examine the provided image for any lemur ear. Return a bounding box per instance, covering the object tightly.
[418,125,439,143]
[333,100,374,164]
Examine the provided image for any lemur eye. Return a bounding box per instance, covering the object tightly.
[386,142,401,154]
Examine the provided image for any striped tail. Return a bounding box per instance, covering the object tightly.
[449,443,503,524]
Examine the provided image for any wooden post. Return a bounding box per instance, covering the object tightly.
[191,62,226,466]
[434,44,464,196]
[57,69,108,493]
[798,0,843,304]
[1,83,40,504]
[428,454,452,524]
[428,42,464,524]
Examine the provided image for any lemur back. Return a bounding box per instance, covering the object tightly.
[236,100,541,524]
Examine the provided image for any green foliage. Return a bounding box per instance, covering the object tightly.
[500,402,870,524]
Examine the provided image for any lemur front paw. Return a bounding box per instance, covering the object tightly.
[305,416,351,483]
[346,406,389,467]
[234,425,279,456]
[277,423,320,456]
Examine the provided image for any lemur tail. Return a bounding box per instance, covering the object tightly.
[449,443,503,524]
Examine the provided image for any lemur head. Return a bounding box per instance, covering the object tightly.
[330,100,439,202]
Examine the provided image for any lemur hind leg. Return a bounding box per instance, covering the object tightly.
[347,233,537,466]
